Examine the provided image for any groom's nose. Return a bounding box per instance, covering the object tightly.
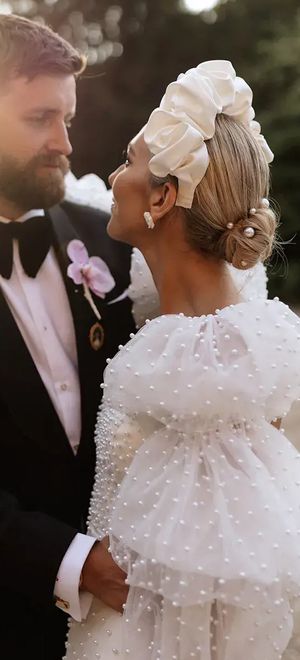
[47,122,73,157]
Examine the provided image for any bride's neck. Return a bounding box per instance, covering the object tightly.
[140,234,242,318]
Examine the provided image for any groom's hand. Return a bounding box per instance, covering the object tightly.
[81,536,128,613]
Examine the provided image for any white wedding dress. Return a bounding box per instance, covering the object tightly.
[65,293,300,660]
[63,173,300,658]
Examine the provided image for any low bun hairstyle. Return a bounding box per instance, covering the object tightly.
[215,206,276,269]
[183,114,278,270]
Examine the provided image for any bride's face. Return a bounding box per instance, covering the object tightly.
[107,129,152,243]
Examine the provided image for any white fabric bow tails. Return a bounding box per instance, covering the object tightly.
[144,60,274,208]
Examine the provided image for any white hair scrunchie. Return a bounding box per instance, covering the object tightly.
[144,60,274,209]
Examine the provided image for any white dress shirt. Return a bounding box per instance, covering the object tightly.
[0,210,95,620]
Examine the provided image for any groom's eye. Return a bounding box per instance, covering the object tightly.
[28,116,48,124]
[26,113,54,127]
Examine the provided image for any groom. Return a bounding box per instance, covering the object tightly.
[0,14,134,660]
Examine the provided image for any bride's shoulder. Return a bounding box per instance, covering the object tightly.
[124,297,299,354]
[108,298,299,364]
[103,298,300,423]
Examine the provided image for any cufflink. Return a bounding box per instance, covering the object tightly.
[54,596,70,610]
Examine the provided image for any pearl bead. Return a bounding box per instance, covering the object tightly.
[244,226,255,238]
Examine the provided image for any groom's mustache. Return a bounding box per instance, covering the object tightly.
[34,152,70,174]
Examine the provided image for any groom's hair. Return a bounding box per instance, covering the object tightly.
[0,14,86,82]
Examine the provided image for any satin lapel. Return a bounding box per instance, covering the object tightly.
[47,205,104,451]
[47,204,105,321]
[0,289,72,456]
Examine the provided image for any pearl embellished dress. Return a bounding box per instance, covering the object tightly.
[66,298,300,660]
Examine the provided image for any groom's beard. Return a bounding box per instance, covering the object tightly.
[0,151,70,211]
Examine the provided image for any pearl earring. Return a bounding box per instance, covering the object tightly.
[144,211,155,229]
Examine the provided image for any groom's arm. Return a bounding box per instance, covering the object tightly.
[55,535,128,619]
[0,490,127,615]
[80,537,129,613]
[0,488,76,605]
[54,533,96,620]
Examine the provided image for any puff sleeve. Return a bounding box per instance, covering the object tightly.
[104,301,300,658]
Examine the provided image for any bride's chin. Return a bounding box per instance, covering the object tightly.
[107,216,127,242]
[107,215,118,236]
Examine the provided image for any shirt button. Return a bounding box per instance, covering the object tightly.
[60,383,68,391]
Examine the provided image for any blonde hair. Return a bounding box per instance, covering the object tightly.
[183,114,277,270]
[0,14,86,82]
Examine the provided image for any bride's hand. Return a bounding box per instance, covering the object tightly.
[81,536,128,613]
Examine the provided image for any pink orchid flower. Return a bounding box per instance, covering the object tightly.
[67,239,116,319]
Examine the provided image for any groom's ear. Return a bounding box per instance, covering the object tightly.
[148,181,177,224]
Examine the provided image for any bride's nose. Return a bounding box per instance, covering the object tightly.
[108,165,123,187]
[108,170,116,187]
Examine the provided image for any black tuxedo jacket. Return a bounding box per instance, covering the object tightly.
[0,201,136,659]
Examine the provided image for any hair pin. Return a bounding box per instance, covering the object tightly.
[243,226,255,238]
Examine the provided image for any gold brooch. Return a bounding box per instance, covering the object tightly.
[89,322,105,351]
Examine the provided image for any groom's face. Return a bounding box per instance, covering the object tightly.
[0,73,76,212]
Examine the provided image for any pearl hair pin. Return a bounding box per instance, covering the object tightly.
[225,198,270,236]
[243,226,255,238]
[226,222,255,238]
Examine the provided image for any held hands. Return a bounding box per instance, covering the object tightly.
[81,536,128,613]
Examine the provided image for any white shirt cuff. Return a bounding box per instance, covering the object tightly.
[54,532,96,621]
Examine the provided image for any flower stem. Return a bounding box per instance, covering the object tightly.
[83,282,101,320]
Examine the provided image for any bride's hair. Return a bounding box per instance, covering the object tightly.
[184,114,278,270]
[152,114,277,270]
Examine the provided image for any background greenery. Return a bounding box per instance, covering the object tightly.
[1,0,300,302]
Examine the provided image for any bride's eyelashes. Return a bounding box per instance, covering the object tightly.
[122,148,132,167]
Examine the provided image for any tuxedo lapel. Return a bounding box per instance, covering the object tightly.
[47,205,104,453]
[48,203,136,466]
[0,289,72,456]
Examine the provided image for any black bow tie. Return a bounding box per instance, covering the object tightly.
[0,215,54,279]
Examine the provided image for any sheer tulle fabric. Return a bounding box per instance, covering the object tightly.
[65,299,300,659]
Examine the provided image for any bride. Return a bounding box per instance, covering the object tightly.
[65,60,300,659]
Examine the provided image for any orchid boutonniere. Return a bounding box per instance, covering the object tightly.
[67,239,116,320]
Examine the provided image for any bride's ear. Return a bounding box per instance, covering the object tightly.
[148,181,178,225]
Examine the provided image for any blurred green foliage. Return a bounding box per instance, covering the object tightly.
[4,0,300,302]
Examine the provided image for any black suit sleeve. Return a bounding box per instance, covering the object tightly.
[0,489,77,606]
